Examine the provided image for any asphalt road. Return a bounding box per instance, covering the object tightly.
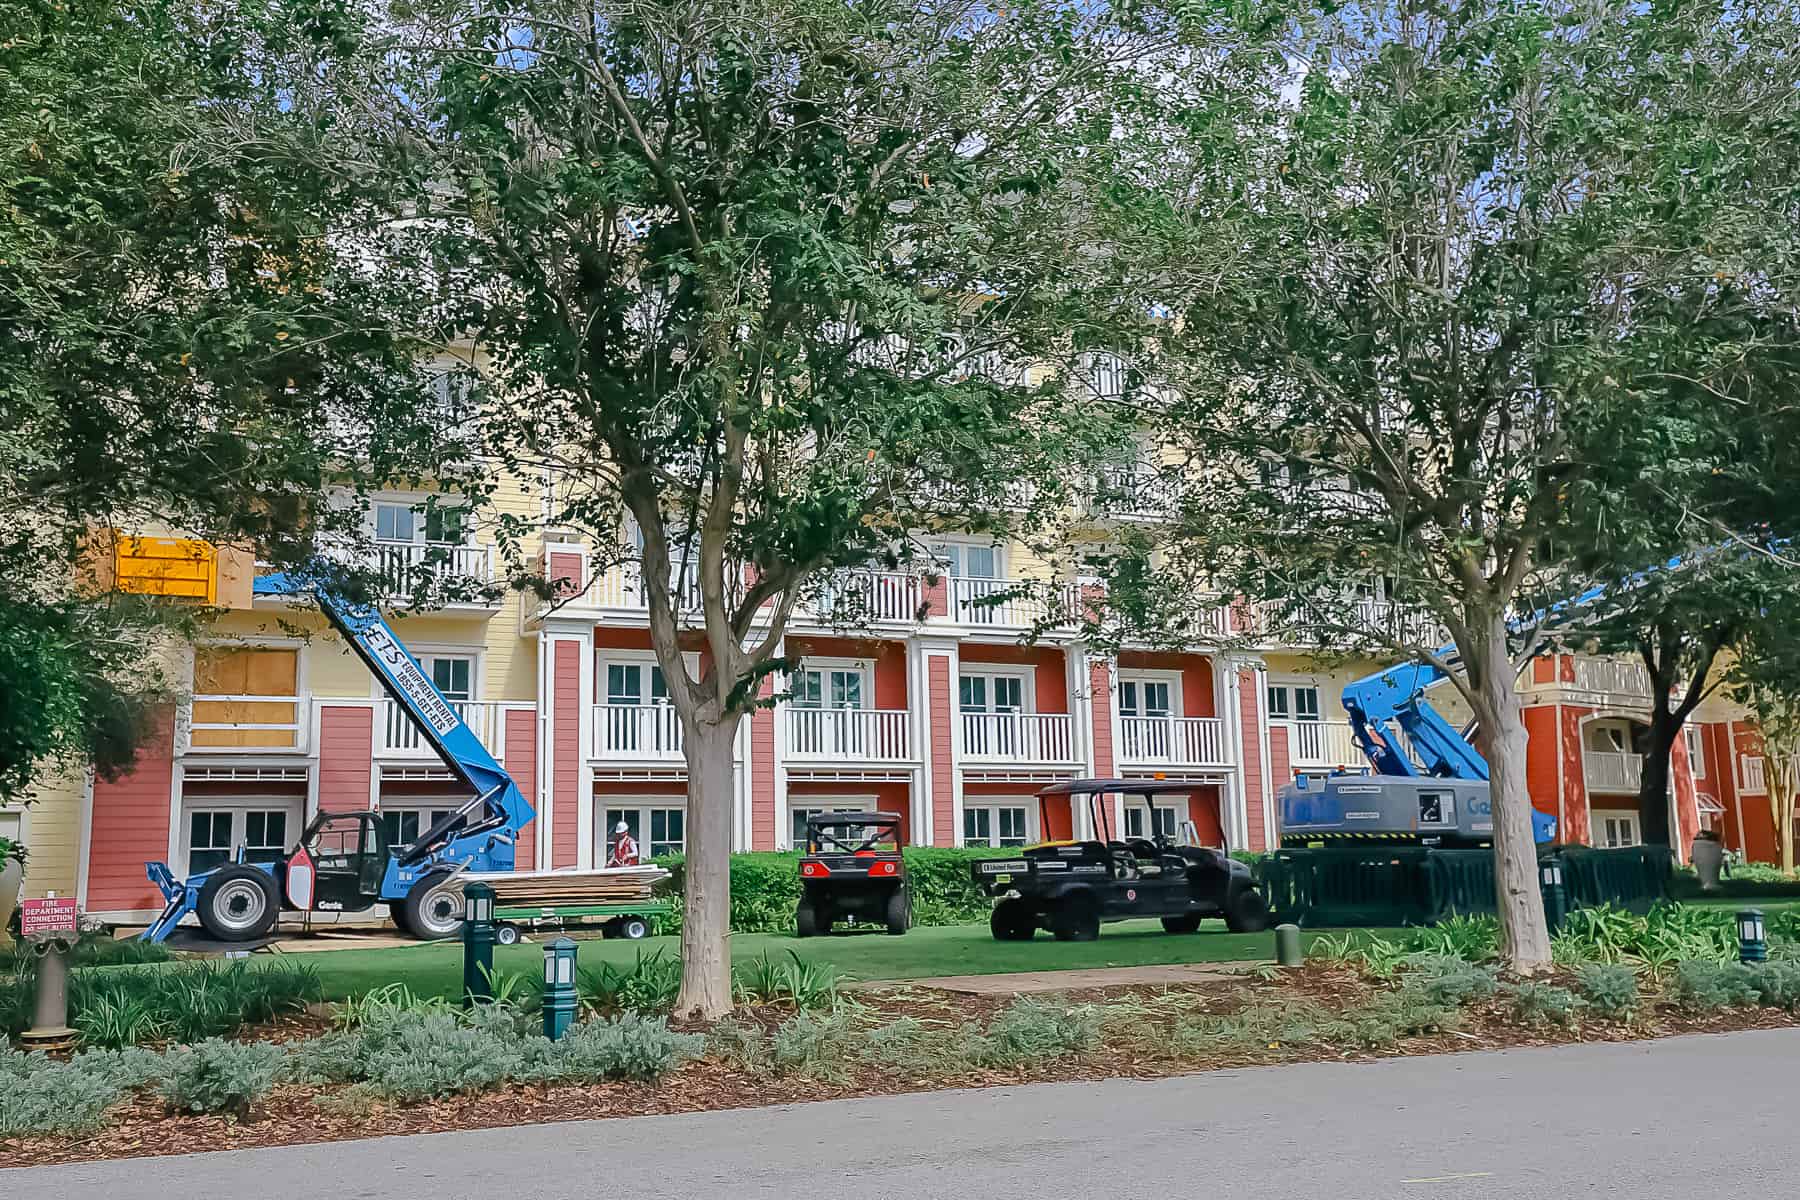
[14,1029,1795,1198]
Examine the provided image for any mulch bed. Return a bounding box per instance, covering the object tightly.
[8,966,1799,1170]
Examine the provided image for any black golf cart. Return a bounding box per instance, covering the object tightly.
[795,811,910,937]
[971,778,1269,941]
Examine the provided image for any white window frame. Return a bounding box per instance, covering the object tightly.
[597,649,700,703]
[1123,799,1183,841]
[1685,725,1707,779]
[0,806,26,853]
[369,643,481,702]
[959,667,1034,714]
[923,536,1005,580]
[179,799,303,876]
[962,800,1035,848]
[369,491,475,548]
[1117,670,1182,718]
[1267,680,1322,723]
[789,657,873,710]
[600,798,689,861]
[1595,809,1642,849]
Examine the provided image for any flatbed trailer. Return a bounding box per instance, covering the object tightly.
[488,898,672,944]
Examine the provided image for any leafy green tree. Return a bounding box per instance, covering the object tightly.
[360,0,1177,1015]
[1727,595,1800,873]
[1,0,454,800]
[1149,0,1800,969]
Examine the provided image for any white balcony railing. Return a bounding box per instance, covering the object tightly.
[806,570,923,624]
[373,539,495,584]
[1284,719,1362,768]
[590,566,706,614]
[1584,750,1645,794]
[1092,464,1175,520]
[592,703,686,761]
[185,694,309,754]
[949,577,1076,628]
[1572,657,1654,699]
[960,712,1077,763]
[1117,715,1230,767]
[1741,755,1768,794]
[379,699,508,761]
[785,708,912,761]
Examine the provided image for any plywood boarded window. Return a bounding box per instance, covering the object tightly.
[190,647,301,749]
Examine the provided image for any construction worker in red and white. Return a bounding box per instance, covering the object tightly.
[608,820,640,867]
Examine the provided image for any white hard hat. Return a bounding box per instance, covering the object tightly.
[614,821,630,834]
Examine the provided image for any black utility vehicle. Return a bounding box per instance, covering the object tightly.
[795,811,910,937]
[971,778,1270,941]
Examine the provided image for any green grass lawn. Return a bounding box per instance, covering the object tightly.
[276,920,1349,1002]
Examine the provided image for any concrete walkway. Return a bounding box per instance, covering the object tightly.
[16,1027,1795,1197]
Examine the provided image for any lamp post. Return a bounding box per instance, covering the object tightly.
[462,882,495,1008]
[542,936,579,1040]
[1737,908,1767,964]
[1538,858,1567,935]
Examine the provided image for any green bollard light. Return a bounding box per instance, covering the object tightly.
[462,881,496,1008]
[542,936,579,1040]
[1737,908,1767,964]
[1538,858,1567,935]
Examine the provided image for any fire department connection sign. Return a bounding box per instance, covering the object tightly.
[20,897,78,939]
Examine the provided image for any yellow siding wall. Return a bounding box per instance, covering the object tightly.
[14,771,83,900]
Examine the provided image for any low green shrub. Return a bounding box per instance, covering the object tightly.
[1404,916,1500,964]
[1403,955,1499,1007]
[1669,960,1761,1010]
[160,1039,283,1116]
[855,1016,929,1063]
[652,848,996,934]
[706,1016,772,1070]
[1575,963,1641,1019]
[0,933,170,974]
[1326,987,1461,1049]
[537,1014,704,1082]
[67,960,322,1048]
[1744,960,1800,1009]
[770,1010,858,1081]
[1168,1005,1323,1056]
[979,998,1102,1067]
[579,949,682,1013]
[1507,982,1582,1027]
[0,1046,168,1135]
[335,982,453,1028]
[354,1011,524,1101]
[733,951,843,1011]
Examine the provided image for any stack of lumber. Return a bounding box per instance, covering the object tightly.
[462,865,669,907]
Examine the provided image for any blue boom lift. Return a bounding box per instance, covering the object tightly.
[142,571,535,943]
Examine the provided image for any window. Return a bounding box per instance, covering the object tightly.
[791,666,866,709]
[1418,790,1454,827]
[605,805,687,860]
[375,502,417,543]
[1267,684,1320,722]
[789,805,868,850]
[374,501,465,545]
[963,804,1030,848]
[1597,811,1641,849]
[1124,803,1179,841]
[379,807,460,851]
[1118,678,1173,718]
[960,673,1025,713]
[1685,725,1707,779]
[185,807,291,875]
[927,540,1000,579]
[606,662,669,706]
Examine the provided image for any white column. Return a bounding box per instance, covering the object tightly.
[1217,655,1248,850]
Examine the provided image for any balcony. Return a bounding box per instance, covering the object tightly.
[949,577,1077,629]
[591,703,686,762]
[372,539,495,585]
[785,708,912,762]
[802,570,924,625]
[1584,750,1644,794]
[589,566,705,615]
[960,712,1078,763]
[379,699,509,762]
[1742,755,1767,794]
[1090,464,1175,522]
[1284,719,1362,769]
[1571,657,1654,700]
[1116,715,1231,768]
[1265,597,1447,650]
[184,694,309,754]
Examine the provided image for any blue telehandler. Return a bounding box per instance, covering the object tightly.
[141,571,535,943]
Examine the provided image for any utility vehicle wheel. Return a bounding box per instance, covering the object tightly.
[884,889,911,936]
[196,866,279,942]
[990,899,1036,941]
[1051,894,1100,942]
[402,872,464,940]
[387,900,411,936]
[1224,886,1271,934]
[618,916,651,940]
[795,900,819,938]
[495,923,521,947]
[1160,914,1203,934]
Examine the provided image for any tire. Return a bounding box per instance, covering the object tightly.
[795,900,819,938]
[990,899,1035,941]
[495,923,521,947]
[401,872,464,940]
[196,866,279,942]
[1161,914,1203,934]
[618,916,650,940]
[1050,893,1100,942]
[884,888,911,936]
[1224,886,1271,934]
[387,900,411,937]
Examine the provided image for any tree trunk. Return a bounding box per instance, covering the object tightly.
[1774,756,1797,877]
[1472,615,1553,972]
[675,717,740,1020]
[1636,709,1678,848]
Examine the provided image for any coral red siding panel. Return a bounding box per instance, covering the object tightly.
[1236,670,1267,851]
[929,656,956,846]
[552,641,582,868]
[87,710,176,912]
[505,707,538,871]
[1088,659,1116,777]
[317,705,374,811]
